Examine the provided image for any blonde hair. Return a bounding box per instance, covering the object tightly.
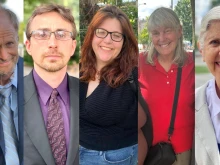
[147,7,187,67]
[198,6,220,50]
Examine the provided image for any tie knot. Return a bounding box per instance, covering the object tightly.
[51,89,58,99]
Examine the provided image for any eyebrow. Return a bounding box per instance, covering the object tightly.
[36,28,69,31]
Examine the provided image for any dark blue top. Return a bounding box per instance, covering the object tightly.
[80,67,138,151]
[218,143,220,152]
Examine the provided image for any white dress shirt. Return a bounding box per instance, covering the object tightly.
[206,79,220,144]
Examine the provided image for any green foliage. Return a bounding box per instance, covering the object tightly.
[23,50,33,66]
[138,17,149,45]
[120,4,138,37]
[79,0,100,45]
[211,0,220,6]
[18,22,24,43]
[0,0,6,4]
[195,66,210,74]
[174,0,193,42]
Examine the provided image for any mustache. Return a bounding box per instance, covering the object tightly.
[43,50,64,57]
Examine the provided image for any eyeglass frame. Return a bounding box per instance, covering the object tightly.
[29,30,75,41]
[94,28,124,42]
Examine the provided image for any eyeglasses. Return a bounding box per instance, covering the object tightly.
[30,30,74,41]
[95,28,124,42]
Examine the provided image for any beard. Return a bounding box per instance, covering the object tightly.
[35,50,70,72]
[0,55,18,85]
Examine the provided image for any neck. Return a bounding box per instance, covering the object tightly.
[157,55,174,72]
[34,65,67,88]
[157,54,174,63]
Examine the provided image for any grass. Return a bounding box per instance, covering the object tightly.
[195,65,210,74]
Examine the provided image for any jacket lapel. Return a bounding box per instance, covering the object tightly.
[17,57,24,164]
[24,72,55,165]
[66,75,79,165]
[195,82,220,164]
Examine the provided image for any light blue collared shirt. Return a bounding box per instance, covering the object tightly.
[206,79,220,144]
[0,65,18,139]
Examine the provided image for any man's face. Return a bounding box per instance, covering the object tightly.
[0,12,19,81]
[25,12,76,73]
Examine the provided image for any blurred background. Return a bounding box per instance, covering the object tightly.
[1,0,219,85]
[195,0,219,88]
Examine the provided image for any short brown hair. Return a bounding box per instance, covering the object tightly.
[26,4,77,40]
[80,5,138,88]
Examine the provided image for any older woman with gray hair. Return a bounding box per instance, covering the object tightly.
[195,6,220,165]
[139,7,194,165]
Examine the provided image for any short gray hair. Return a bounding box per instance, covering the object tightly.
[199,6,220,49]
[0,5,19,32]
[146,7,186,66]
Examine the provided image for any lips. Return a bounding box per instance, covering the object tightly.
[100,46,112,50]
[159,43,170,47]
[215,62,220,66]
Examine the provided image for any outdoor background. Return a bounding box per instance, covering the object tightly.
[195,0,220,87]
[1,0,220,86]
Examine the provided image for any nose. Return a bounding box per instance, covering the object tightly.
[0,47,8,60]
[103,33,112,43]
[159,33,166,42]
[47,33,58,48]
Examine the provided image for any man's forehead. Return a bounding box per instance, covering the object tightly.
[0,11,16,38]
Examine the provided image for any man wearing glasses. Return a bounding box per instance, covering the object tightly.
[0,6,23,165]
[24,4,78,165]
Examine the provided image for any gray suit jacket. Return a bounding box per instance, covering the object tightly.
[24,71,79,165]
[195,81,220,165]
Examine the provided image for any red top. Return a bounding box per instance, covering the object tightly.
[138,52,195,153]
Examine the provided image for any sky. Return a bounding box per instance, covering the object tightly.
[138,0,180,19]
[3,0,23,22]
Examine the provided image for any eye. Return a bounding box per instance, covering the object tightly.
[34,30,48,39]
[165,29,171,33]
[112,33,122,39]
[5,41,15,48]
[96,29,107,36]
[151,31,159,36]
[210,40,220,47]
[56,31,66,38]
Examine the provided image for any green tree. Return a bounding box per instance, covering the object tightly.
[0,0,6,4]
[138,17,149,46]
[139,28,149,45]
[190,0,195,48]
[211,0,220,6]
[174,0,192,43]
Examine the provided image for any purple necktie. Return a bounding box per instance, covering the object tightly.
[47,89,67,165]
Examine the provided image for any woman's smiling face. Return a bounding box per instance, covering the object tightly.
[92,18,124,68]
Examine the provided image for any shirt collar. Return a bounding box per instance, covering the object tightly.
[11,65,18,89]
[154,55,178,73]
[33,69,68,105]
[0,65,17,89]
[207,79,220,117]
